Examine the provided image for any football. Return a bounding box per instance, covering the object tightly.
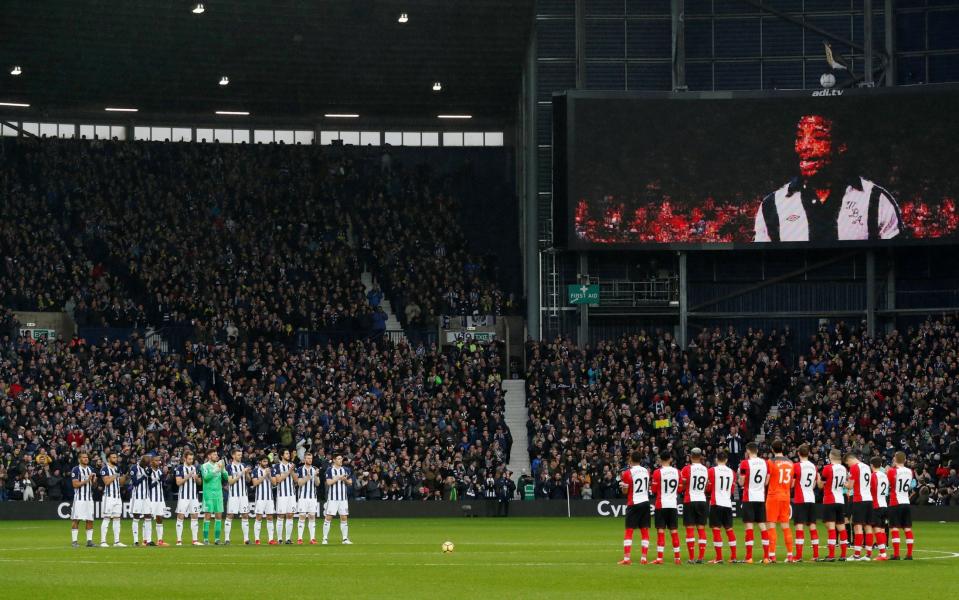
[442,541,455,553]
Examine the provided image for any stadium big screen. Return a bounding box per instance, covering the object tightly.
[552,85,959,249]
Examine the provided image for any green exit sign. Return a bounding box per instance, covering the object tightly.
[568,284,599,305]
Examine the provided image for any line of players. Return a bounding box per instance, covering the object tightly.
[68,447,354,547]
[618,441,916,565]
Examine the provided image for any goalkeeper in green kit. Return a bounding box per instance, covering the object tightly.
[201,449,229,544]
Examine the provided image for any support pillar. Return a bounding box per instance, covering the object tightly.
[578,254,589,346]
[671,0,687,91]
[678,252,688,348]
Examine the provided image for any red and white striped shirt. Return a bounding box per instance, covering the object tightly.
[680,463,708,503]
[871,469,889,509]
[651,466,679,510]
[821,463,847,505]
[707,465,735,508]
[621,465,650,506]
[792,460,817,504]
[738,457,768,502]
[886,466,913,507]
[848,461,873,503]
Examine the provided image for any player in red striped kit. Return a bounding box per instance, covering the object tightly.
[679,447,709,563]
[618,449,651,565]
[868,456,890,561]
[706,449,737,563]
[845,451,875,560]
[886,451,915,560]
[737,442,770,564]
[651,450,682,565]
[818,448,849,561]
[791,444,820,561]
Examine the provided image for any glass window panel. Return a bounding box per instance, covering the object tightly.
[274,130,294,144]
[422,132,439,146]
[58,123,75,138]
[463,132,484,146]
[214,128,233,143]
[40,123,58,138]
[233,129,250,144]
[484,132,504,146]
[79,125,95,139]
[1,123,18,137]
[402,132,421,146]
[383,131,402,145]
[339,131,359,145]
[95,125,110,139]
[133,126,150,141]
[21,122,39,135]
[172,127,192,142]
[197,128,214,142]
[294,130,314,144]
[152,127,172,141]
[253,130,273,144]
[360,131,380,146]
[442,132,463,146]
[110,126,126,140]
[320,131,340,145]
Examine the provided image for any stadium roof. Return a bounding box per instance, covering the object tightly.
[0,0,533,121]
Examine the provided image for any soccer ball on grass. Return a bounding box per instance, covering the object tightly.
[441,541,455,553]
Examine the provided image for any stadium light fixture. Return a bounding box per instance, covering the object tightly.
[437,114,471,119]
[10,66,22,76]
[324,113,359,118]
[0,101,30,107]
[192,3,205,14]
[215,110,250,115]
[432,81,442,92]
[219,76,230,86]
[105,107,138,112]
[398,13,409,23]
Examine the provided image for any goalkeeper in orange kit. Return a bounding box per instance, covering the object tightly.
[765,439,795,563]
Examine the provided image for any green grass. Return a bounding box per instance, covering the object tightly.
[0,518,956,599]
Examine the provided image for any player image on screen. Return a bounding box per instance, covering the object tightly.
[755,114,902,243]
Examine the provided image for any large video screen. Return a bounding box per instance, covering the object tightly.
[555,86,959,249]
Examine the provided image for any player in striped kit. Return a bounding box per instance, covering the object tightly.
[791,444,820,561]
[323,454,353,545]
[738,442,770,563]
[174,449,203,546]
[868,456,890,560]
[225,448,252,545]
[845,451,874,560]
[679,447,709,563]
[818,448,848,561]
[252,456,277,545]
[706,449,736,563]
[99,451,126,547]
[295,452,321,544]
[887,451,915,560]
[70,452,97,547]
[129,455,153,547]
[272,449,297,544]
[149,455,170,546]
[650,450,680,564]
[617,449,651,565]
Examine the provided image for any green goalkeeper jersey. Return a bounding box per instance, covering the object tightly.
[201,461,227,499]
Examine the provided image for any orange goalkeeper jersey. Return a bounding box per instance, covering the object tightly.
[766,457,794,501]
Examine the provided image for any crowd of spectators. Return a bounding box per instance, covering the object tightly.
[525,317,959,505]
[0,320,511,501]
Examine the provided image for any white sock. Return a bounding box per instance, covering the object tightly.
[86,528,93,542]
[176,519,184,542]
[285,517,294,541]
[308,519,316,541]
[225,518,233,541]
[276,517,284,540]
[241,519,249,542]
[266,519,275,541]
[297,517,305,540]
[340,520,348,541]
[144,518,152,543]
[113,518,121,544]
[132,519,140,544]
[254,519,262,541]
[101,519,110,543]
[156,523,163,541]
[71,528,78,542]
[191,519,199,541]
[322,520,331,541]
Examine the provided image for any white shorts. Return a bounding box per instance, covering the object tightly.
[296,498,317,515]
[71,500,94,521]
[275,496,296,515]
[227,496,250,516]
[130,498,151,516]
[324,500,349,517]
[150,500,167,518]
[176,499,201,517]
[254,500,275,516]
[101,497,122,518]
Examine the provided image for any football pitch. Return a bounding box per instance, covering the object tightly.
[0,518,956,599]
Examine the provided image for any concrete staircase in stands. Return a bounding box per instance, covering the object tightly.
[503,379,530,475]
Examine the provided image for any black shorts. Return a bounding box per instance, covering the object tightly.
[887,505,913,528]
[871,507,888,529]
[625,503,651,530]
[741,501,766,524]
[654,507,679,530]
[709,505,734,530]
[791,502,816,524]
[683,502,708,527]
[821,503,846,523]
[850,501,873,525]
